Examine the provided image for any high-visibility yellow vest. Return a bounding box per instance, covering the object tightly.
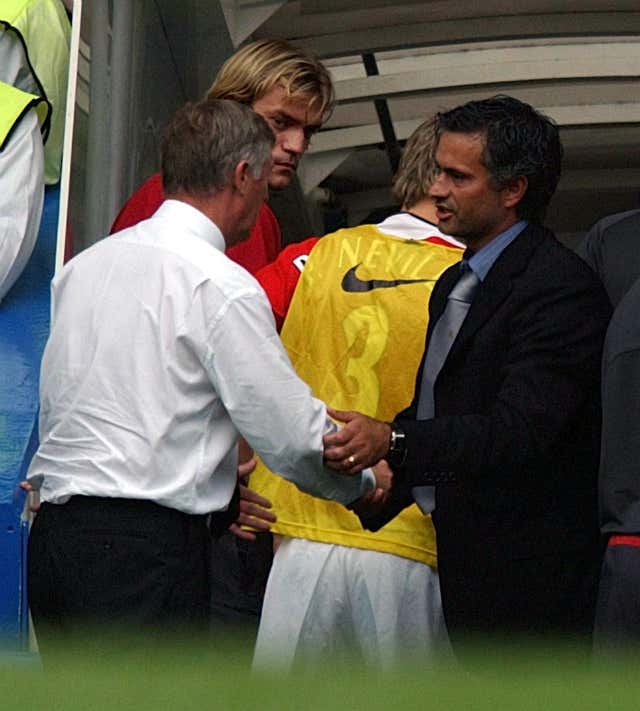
[1,0,71,182]
[0,79,50,152]
[251,225,463,568]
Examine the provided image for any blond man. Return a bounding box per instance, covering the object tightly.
[111,38,333,275]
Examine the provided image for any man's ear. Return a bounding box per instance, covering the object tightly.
[232,160,251,195]
[503,175,528,209]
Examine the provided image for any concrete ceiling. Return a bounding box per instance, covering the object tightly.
[69,1,639,249]
[221,0,640,243]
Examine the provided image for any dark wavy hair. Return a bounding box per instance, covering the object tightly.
[437,95,562,223]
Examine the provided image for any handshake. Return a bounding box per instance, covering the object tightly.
[234,407,397,538]
[322,407,396,516]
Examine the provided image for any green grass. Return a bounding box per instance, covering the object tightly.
[1,638,639,710]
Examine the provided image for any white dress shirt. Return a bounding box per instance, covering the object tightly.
[27,200,373,513]
[0,108,44,303]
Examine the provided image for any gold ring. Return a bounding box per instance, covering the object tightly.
[347,455,356,466]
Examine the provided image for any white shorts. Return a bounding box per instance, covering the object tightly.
[253,537,450,670]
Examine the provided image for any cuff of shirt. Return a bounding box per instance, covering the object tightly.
[608,534,640,548]
[359,467,376,497]
[209,484,240,538]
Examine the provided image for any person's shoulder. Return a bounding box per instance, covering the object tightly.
[254,202,281,240]
[591,209,640,236]
[533,227,603,277]
[527,229,610,310]
[110,173,164,233]
[258,202,277,223]
[506,225,607,306]
[597,209,640,241]
[577,209,640,254]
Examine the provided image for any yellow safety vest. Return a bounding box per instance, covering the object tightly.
[1,0,71,182]
[0,79,50,152]
[251,224,463,567]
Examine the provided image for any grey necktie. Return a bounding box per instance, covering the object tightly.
[412,264,481,513]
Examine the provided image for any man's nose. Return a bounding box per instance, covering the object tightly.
[428,172,447,198]
[282,128,307,156]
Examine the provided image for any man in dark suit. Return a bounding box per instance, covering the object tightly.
[324,96,612,651]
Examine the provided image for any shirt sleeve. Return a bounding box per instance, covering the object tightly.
[255,236,320,331]
[201,285,372,505]
[0,109,44,303]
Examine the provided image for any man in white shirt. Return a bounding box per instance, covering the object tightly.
[26,98,388,652]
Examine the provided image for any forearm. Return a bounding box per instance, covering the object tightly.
[210,293,373,505]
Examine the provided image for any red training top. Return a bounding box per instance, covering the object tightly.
[255,236,320,331]
[110,173,282,276]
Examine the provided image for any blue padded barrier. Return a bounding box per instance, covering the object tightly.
[0,185,58,651]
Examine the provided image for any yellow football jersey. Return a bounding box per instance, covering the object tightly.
[251,222,462,567]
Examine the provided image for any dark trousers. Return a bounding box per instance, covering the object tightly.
[594,541,640,653]
[438,540,603,657]
[28,496,211,654]
[209,530,273,641]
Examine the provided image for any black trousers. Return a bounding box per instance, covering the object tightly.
[437,538,603,658]
[209,530,273,640]
[594,541,640,653]
[28,496,211,653]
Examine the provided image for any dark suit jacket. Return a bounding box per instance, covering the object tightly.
[576,209,640,308]
[599,274,640,536]
[374,223,612,641]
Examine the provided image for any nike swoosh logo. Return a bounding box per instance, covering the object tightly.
[341,264,436,293]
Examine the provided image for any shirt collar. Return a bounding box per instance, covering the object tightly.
[464,220,528,281]
[156,200,226,253]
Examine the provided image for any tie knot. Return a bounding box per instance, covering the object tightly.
[449,267,480,304]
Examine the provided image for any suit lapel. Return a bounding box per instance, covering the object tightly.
[407,264,461,413]
[409,224,550,412]
[427,265,460,335]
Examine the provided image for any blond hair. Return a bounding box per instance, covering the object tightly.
[392,116,440,209]
[207,39,334,121]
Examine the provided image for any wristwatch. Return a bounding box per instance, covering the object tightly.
[386,422,407,468]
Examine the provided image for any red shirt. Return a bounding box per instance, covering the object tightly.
[255,237,319,331]
[109,173,282,276]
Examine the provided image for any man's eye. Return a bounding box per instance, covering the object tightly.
[271,117,287,129]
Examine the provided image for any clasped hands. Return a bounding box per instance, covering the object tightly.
[323,407,395,516]
[238,407,396,531]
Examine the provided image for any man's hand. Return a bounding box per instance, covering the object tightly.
[229,448,276,541]
[348,459,393,519]
[229,484,277,541]
[372,458,393,494]
[19,481,41,514]
[237,454,256,484]
[323,407,391,474]
[237,438,256,485]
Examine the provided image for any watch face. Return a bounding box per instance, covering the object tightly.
[388,425,407,468]
[392,426,405,450]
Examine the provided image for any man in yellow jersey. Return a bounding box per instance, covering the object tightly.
[251,117,463,669]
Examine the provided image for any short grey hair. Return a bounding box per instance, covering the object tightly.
[161,98,274,196]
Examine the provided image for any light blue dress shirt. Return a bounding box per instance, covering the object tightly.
[465,220,528,280]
